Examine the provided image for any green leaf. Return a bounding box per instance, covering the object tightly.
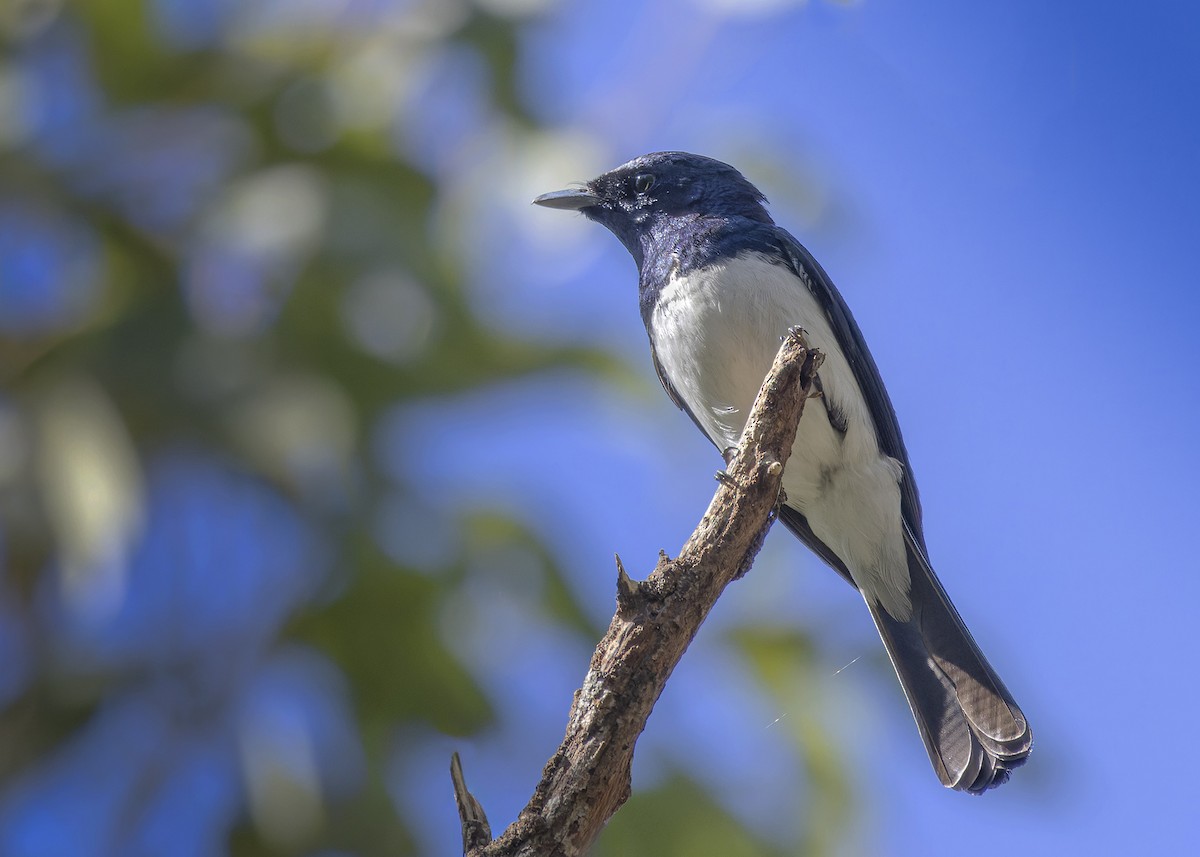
[596,771,791,857]
[293,542,493,738]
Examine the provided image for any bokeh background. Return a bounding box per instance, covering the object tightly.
[1,1,1197,855]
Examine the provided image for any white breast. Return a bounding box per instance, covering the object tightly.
[649,251,912,618]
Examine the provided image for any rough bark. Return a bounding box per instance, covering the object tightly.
[453,331,823,856]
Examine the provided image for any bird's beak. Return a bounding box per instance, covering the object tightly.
[532,187,599,210]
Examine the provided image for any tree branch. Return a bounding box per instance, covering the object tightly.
[453,330,823,856]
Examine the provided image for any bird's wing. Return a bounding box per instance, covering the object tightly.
[772,228,927,549]
[649,344,713,440]
[777,505,856,587]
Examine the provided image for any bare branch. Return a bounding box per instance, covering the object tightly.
[454,331,822,856]
[451,752,492,853]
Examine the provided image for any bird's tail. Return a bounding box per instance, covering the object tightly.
[867,527,1033,793]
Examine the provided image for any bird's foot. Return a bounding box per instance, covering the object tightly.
[782,325,808,344]
[714,446,740,486]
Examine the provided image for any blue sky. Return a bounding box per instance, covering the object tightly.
[405,1,1200,854]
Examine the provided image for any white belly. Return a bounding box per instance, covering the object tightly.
[649,251,912,618]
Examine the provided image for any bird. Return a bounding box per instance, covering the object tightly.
[533,151,1032,793]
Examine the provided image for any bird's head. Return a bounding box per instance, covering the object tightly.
[534,152,771,263]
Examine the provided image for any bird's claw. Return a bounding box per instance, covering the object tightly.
[781,325,809,344]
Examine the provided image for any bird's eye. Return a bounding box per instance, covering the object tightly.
[634,173,655,194]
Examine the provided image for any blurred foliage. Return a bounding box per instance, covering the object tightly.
[0,1,854,855]
[597,772,793,857]
[730,626,853,857]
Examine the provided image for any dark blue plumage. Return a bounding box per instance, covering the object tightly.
[535,151,1031,793]
[538,153,776,323]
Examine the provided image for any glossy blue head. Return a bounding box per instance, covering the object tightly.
[534,152,773,269]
